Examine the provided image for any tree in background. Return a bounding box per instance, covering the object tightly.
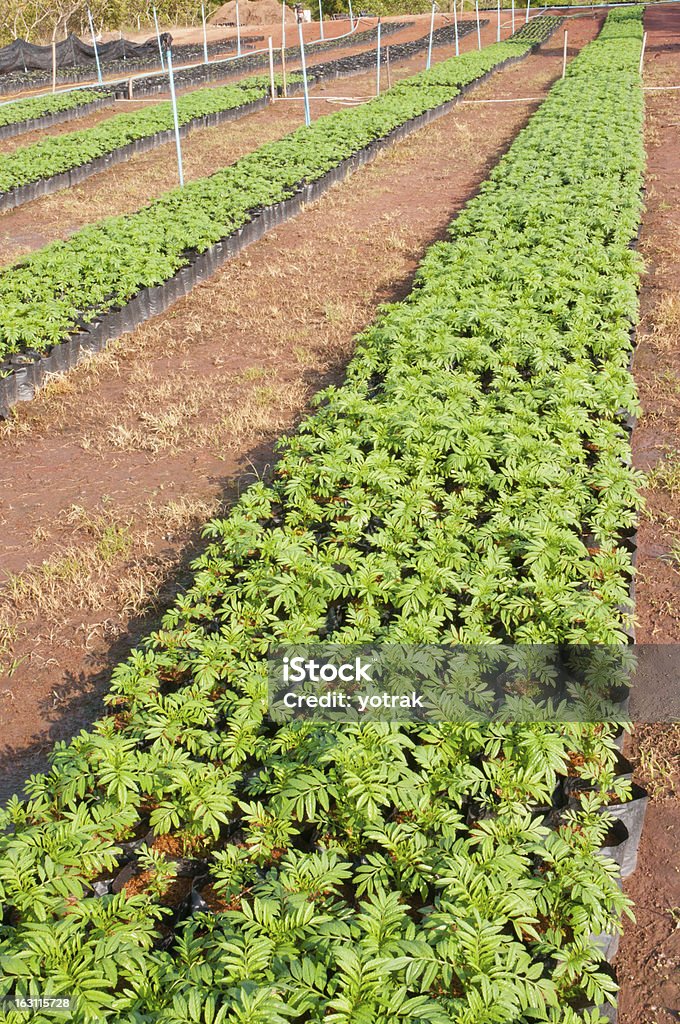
[0,0,224,43]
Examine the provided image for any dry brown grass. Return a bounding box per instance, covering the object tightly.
[0,493,219,672]
[633,723,680,800]
[648,294,680,352]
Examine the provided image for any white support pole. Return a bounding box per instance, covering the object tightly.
[562,28,568,77]
[153,7,165,71]
[376,18,382,94]
[298,17,311,126]
[87,8,103,84]
[426,2,436,70]
[268,36,276,98]
[639,30,647,74]
[511,0,515,33]
[318,0,324,39]
[236,0,242,56]
[386,45,391,88]
[452,0,459,55]
[201,4,209,63]
[166,49,184,187]
[348,0,354,30]
[475,0,482,49]
[281,5,288,95]
[496,0,501,41]
[525,0,530,24]
[52,38,57,93]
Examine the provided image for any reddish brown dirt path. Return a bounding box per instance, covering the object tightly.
[616,6,680,1024]
[0,20,604,803]
[0,15,505,267]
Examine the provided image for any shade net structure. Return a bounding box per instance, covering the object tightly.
[0,33,173,73]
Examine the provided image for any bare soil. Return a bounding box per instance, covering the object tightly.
[615,6,680,1024]
[0,20,603,803]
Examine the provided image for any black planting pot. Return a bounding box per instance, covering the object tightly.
[564,751,634,804]
[596,818,630,874]
[569,962,618,1021]
[602,783,648,879]
[589,928,620,965]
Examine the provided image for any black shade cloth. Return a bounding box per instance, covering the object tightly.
[0,32,173,73]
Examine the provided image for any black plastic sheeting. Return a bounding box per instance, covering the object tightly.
[0,35,265,96]
[0,95,114,142]
[0,93,269,214]
[0,32,173,74]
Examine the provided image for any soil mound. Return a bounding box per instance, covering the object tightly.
[209,0,296,26]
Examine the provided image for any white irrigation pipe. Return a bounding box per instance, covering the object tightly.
[453,0,460,55]
[376,18,382,94]
[427,3,436,70]
[166,49,184,187]
[475,0,482,48]
[298,17,311,126]
[201,4,210,64]
[236,0,242,57]
[460,94,544,101]
[268,36,276,98]
[639,30,647,73]
[153,7,165,72]
[87,8,104,85]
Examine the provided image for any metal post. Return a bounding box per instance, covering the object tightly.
[201,4,209,63]
[639,31,647,75]
[453,0,459,56]
[386,45,391,88]
[562,29,568,77]
[87,8,103,85]
[236,0,242,56]
[525,0,530,24]
[318,0,324,39]
[511,0,515,33]
[153,7,165,71]
[52,38,57,93]
[496,0,501,41]
[475,0,481,49]
[166,49,184,187]
[298,17,311,126]
[348,0,354,30]
[376,17,382,93]
[426,3,436,70]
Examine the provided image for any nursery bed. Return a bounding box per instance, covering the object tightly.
[0,11,649,1022]
[0,27,561,416]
